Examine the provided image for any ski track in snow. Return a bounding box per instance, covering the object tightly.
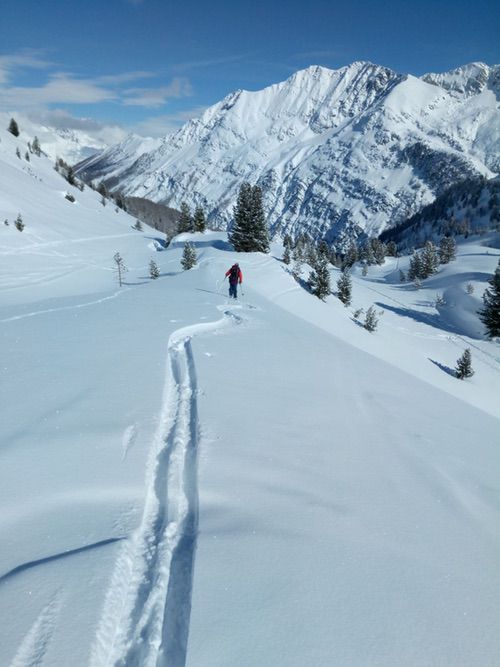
[10,591,63,667]
[90,306,244,667]
[0,289,128,323]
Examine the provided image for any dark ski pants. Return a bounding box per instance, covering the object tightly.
[229,281,238,298]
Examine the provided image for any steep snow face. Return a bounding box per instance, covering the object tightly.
[75,62,500,245]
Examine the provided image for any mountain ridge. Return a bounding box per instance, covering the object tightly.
[75,61,500,247]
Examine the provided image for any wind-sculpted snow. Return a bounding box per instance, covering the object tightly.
[75,61,499,245]
[90,308,243,667]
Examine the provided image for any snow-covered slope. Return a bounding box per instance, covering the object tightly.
[76,61,500,244]
[1,121,500,665]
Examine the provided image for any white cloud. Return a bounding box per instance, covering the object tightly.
[0,50,193,112]
[0,49,53,85]
[123,77,193,107]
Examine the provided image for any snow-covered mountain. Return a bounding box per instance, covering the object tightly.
[1,118,500,666]
[76,61,500,245]
[0,110,120,164]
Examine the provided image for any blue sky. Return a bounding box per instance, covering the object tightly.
[1,0,499,137]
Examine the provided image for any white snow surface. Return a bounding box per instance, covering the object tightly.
[1,124,500,666]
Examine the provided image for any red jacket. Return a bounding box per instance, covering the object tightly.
[225,264,243,284]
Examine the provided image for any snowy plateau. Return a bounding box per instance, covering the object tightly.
[1,94,500,667]
[76,61,500,245]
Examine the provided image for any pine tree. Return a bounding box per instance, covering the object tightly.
[360,241,375,265]
[479,259,500,337]
[337,270,352,306]
[181,242,197,270]
[343,242,358,269]
[371,238,386,265]
[408,251,423,281]
[283,245,291,264]
[386,241,398,257]
[193,206,206,233]
[438,236,457,264]
[229,182,269,253]
[249,184,270,253]
[149,259,160,279]
[14,214,24,232]
[364,306,379,332]
[455,348,474,379]
[113,252,127,287]
[25,151,30,161]
[309,256,331,300]
[421,241,439,278]
[32,136,41,156]
[133,220,143,231]
[8,118,19,137]
[178,202,193,233]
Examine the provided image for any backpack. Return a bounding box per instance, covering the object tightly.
[229,264,239,281]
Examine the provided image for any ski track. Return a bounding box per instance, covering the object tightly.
[90,307,243,667]
[0,289,128,323]
[10,591,63,667]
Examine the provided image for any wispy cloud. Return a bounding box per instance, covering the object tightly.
[0,52,193,111]
[0,49,54,84]
[123,77,192,107]
[171,52,250,74]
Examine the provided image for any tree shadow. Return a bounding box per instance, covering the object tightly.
[429,358,456,377]
[375,301,460,335]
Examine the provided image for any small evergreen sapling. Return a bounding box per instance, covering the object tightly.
[363,306,379,332]
[337,270,352,306]
[113,252,127,287]
[455,348,474,379]
[14,214,24,231]
[181,242,197,270]
[133,220,143,231]
[149,259,160,279]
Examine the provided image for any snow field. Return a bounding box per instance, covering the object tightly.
[1,120,500,665]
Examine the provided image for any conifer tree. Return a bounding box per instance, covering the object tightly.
[149,259,160,279]
[386,241,398,257]
[421,241,439,278]
[337,269,352,306]
[193,205,206,233]
[229,182,269,253]
[14,214,24,232]
[363,306,379,332]
[371,238,386,265]
[343,242,358,269]
[408,251,423,281]
[113,252,127,287]
[8,118,19,137]
[360,241,375,265]
[479,259,500,337]
[439,236,457,264]
[32,136,41,156]
[178,202,193,233]
[181,242,197,270]
[283,245,291,264]
[309,256,331,300]
[455,348,474,379]
[133,220,143,231]
[249,184,270,253]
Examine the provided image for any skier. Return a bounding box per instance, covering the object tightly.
[225,262,243,299]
